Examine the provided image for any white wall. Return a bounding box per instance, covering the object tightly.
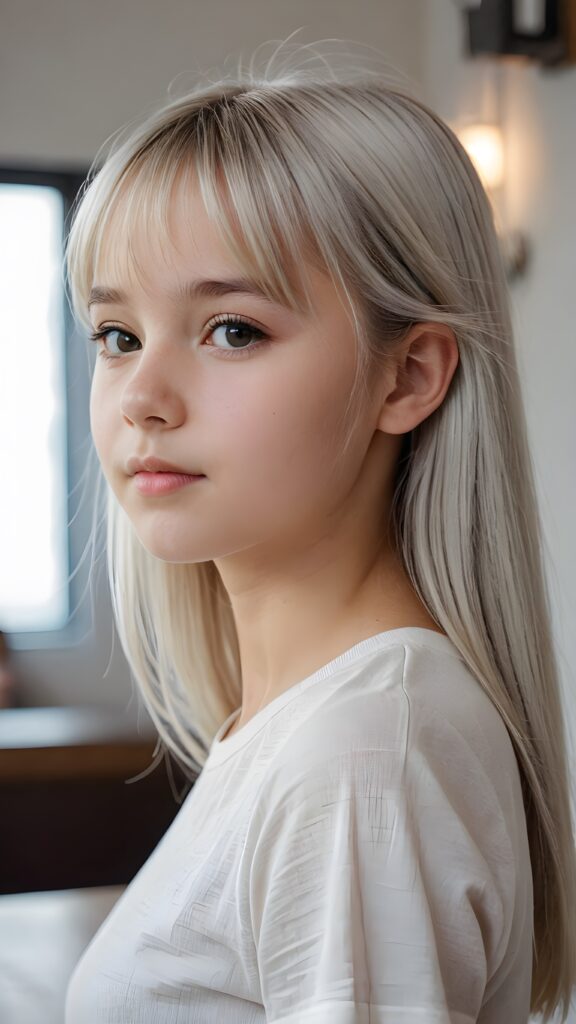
[1,0,425,723]
[0,0,424,165]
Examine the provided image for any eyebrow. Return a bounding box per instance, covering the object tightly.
[88,277,280,309]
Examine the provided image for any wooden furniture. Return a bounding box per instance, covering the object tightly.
[0,707,195,894]
[0,884,124,1024]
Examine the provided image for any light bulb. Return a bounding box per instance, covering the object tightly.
[457,124,504,191]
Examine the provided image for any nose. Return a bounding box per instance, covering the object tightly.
[119,340,187,429]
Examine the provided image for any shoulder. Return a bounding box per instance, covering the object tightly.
[266,637,511,788]
[256,637,524,863]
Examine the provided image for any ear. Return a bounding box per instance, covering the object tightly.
[375,322,459,435]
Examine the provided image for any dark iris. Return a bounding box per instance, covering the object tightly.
[113,330,137,352]
[224,324,258,348]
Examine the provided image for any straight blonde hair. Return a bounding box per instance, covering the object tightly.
[65,44,576,1021]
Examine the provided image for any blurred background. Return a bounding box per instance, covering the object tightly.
[0,1,575,1020]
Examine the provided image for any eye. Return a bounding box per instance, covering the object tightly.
[89,326,140,360]
[204,314,270,357]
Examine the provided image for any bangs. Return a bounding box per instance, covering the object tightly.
[67,100,333,331]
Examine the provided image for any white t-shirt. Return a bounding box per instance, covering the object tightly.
[65,626,533,1023]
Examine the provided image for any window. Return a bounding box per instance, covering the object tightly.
[0,168,93,649]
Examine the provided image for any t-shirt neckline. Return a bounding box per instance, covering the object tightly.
[206,627,461,767]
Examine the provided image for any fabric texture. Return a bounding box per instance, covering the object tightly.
[64,627,533,1023]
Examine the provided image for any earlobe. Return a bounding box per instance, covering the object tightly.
[375,322,459,436]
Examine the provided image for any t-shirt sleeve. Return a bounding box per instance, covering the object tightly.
[247,706,515,1024]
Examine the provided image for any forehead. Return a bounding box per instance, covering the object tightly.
[157,179,237,270]
[94,177,236,292]
[92,168,333,317]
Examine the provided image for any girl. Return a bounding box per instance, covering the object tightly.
[64,44,576,1023]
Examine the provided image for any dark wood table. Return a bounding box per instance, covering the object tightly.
[0,706,160,780]
[0,706,193,893]
[0,884,124,1024]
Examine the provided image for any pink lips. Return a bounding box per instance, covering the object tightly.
[133,472,205,496]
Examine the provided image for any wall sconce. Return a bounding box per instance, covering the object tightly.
[461,0,576,68]
[454,121,530,281]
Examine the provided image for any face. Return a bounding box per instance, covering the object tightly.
[89,176,380,569]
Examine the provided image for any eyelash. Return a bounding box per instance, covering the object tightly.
[88,313,271,362]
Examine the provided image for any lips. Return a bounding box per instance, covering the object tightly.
[127,455,204,476]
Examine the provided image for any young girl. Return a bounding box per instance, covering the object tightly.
[64,45,576,1023]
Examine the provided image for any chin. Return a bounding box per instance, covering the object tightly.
[129,524,211,565]
[136,536,199,564]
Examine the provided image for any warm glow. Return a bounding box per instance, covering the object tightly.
[457,124,504,191]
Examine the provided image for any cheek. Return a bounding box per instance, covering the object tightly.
[220,358,351,491]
